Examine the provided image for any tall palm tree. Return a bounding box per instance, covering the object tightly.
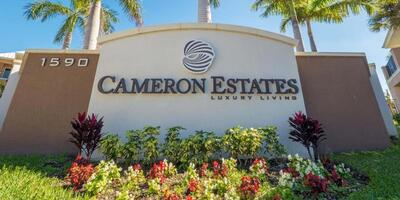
[84,0,143,50]
[198,0,220,23]
[280,0,374,52]
[25,0,118,49]
[369,0,400,32]
[253,0,306,52]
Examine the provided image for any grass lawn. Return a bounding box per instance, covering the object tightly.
[0,155,87,200]
[333,141,400,200]
[0,143,399,199]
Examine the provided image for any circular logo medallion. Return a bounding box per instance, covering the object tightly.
[183,40,215,74]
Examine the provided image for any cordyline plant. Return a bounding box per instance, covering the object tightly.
[288,112,326,162]
[69,112,104,160]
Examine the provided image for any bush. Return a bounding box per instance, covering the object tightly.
[180,131,221,168]
[288,112,326,162]
[143,126,161,165]
[162,127,184,164]
[100,134,123,161]
[222,126,265,160]
[66,155,94,191]
[69,112,104,160]
[259,126,287,157]
[84,160,121,196]
[124,129,145,164]
[100,125,287,167]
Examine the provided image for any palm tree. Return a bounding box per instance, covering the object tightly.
[369,0,400,32]
[84,0,143,50]
[198,0,220,23]
[279,0,374,52]
[25,0,118,49]
[253,0,306,52]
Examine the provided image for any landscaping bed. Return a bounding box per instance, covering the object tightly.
[1,112,398,199]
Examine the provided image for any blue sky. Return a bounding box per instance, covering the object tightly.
[0,0,390,91]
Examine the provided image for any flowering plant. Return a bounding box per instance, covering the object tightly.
[303,172,329,196]
[239,176,261,199]
[84,160,121,196]
[250,158,269,181]
[66,155,94,191]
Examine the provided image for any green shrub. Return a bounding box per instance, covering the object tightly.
[180,131,221,168]
[259,126,287,157]
[124,129,145,164]
[162,127,184,164]
[100,134,123,161]
[142,126,161,164]
[222,126,264,159]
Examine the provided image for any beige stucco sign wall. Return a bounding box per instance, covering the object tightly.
[88,24,308,154]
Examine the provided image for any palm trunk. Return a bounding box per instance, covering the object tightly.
[84,0,102,50]
[306,19,317,52]
[289,0,305,52]
[135,17,144,27]
[198,0,212,23]
[62,31,73,50]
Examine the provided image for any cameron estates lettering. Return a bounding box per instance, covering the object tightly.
[98,76,299,99]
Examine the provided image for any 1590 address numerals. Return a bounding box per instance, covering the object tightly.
[41,57,89,67]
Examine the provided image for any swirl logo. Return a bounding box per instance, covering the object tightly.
[183,40,215,73]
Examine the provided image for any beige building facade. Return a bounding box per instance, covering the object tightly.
[382,29,400,112]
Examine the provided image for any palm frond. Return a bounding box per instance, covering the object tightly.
[210,0,220,8]
[118,0,143,27]
[53,14,77,44]
[24,0,71,22]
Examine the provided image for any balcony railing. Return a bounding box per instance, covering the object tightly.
[386,56,397,78]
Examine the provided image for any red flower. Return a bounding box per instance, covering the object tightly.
[251,158,269,175]
[304,172,329,195]
[273,194,282,200]
[282,167,300,177]
[212,161,220,177]
[188,179,198,193]
[164,193,181,200]
[186,195,193,200]
[148,161,167,184]
[132,164,142,171]
[200,163,209,177]
[66,155,94,191]
[239,176,261,198]
[212,161,228,177]
[329,167,347,187]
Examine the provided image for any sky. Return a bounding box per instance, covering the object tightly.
[0,0,391,91]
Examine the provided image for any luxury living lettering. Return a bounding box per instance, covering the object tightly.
[98,76,300,95]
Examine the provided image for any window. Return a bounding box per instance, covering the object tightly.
[1,68,11,79]
[386,56,397,78]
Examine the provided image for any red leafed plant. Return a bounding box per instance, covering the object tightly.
[303,172,329,196]
[322,158,347,186]
[250,158,269,175]
[212,161,228,177]
[282,167,300,178]
[69,112,104,161]
[164,193,181,200]
[148,161,167,184]
[288,111,326,162]
[239,176,261,198]
[187,179,198,193]
[200,163,209,177]
[66,155,94,191]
